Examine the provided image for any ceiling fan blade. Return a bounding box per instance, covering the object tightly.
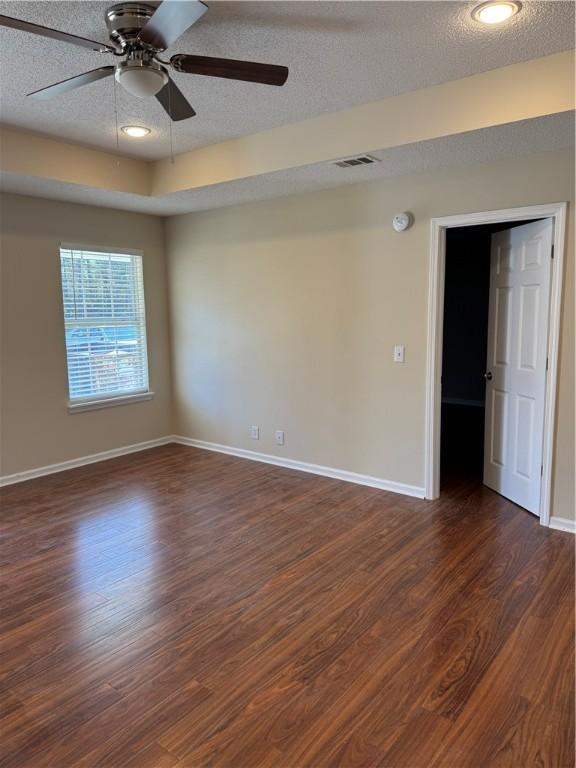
[156,78,196,121]
[171,55,289,86]
[138,0,208,51]
[0,14,116,53]
[28,66,115,100]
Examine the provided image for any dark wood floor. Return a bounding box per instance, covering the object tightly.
[1,444,574,768]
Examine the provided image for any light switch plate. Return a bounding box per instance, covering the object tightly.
[394,345,405,363]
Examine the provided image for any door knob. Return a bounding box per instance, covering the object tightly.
[484,371,493,381]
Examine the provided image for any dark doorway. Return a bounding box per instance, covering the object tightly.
[440,221,537,488]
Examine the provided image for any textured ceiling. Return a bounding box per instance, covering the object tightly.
[0,1,574,159]
[2,112,573,215]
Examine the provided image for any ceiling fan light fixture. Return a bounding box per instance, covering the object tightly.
[115,60,168,98]
[472,1,522,25]
[121,125,151,138]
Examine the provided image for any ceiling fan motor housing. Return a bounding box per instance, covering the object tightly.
[105,2,157,49]
[106,3,170,98]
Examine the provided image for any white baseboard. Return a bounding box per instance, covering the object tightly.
[0,433,425,500]
[549,516,576,534]
[0,437,173,487]
[1,432,568,521]
[172,436,425,499]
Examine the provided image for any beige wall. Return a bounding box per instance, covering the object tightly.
[167,148,575,521]
[0,193,172,476]
[1,149,573,522]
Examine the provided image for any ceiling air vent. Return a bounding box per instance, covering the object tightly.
[333,154,381,168]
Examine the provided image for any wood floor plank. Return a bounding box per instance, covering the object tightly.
[1,444,573,767]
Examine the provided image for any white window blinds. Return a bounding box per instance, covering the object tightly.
[60,247,149,403]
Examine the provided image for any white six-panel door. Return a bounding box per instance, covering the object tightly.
[483,219,553,515]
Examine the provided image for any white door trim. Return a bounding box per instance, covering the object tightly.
[424,202,567,526]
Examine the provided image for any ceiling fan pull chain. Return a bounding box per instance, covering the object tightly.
[168,83,175,164]
[113,75,120,167]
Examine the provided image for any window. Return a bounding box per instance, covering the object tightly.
[60,246,150,409]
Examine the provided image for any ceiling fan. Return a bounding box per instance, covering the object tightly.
[0,0,289,121]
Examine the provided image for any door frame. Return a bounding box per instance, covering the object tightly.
[424,202,567,526]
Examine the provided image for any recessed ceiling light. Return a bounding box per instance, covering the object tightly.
[472,1,522,24]
[121,125,151,138]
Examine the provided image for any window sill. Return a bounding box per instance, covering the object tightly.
[68,391,155,414]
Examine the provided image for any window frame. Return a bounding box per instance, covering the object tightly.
[59,243,153,413]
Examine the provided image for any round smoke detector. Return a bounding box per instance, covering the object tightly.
[392,212,414,232]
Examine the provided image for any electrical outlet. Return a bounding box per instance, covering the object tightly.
[275,430,285,446]
[394,345,405,363]
[250,425,260,440]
